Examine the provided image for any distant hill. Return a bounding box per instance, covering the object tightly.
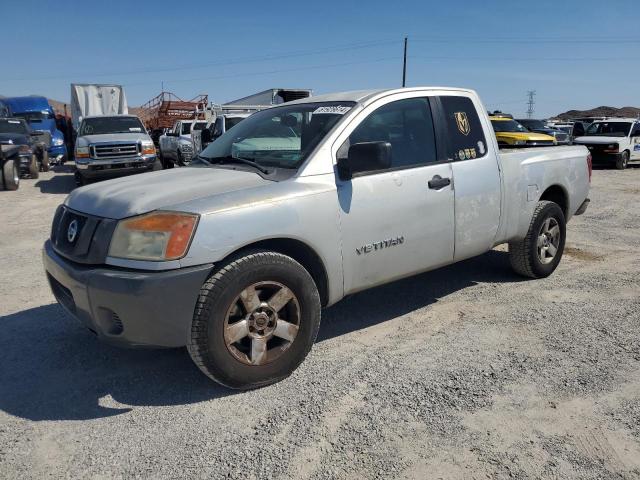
[555,106,640,120]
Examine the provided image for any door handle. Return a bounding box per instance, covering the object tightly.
[428,175,451,189]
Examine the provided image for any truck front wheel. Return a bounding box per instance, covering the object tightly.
[615,151,629,170]
[1,159,20,190]
[509,201,566,279]
[40,150,50,172]
[28,154,39,179]
[188,251,321,389]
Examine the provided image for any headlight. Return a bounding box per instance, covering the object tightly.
[514,140,526,145]
[108,211,199,261]
[141,141,156,155]
[606,143,618,151]
[75,146,90,158]
[53,138,64,146]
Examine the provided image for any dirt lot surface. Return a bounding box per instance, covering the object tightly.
[1,165,639,479]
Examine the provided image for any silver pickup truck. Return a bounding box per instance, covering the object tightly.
[44,87,591,389]
[74,115,159,184]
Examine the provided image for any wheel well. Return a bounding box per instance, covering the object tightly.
[540,185,568,218]
[230,238,330,307]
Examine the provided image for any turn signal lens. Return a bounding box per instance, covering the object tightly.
[109,212,199,261]
[141,142,156,155]
[76,146,90,158]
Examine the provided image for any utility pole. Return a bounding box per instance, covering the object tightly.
[402,36,408,87]
[526,90,536,118]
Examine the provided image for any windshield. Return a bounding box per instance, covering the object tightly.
[181,122,206,134]
[491,119,529,133]
[0,119,28,134]
[225,116,245,130]
[79,116,145,136]
[518,119,546,130]
[199,102,355,169]
[585,122,631,137]
[14,111,54,123]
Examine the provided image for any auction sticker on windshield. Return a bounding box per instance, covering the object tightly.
[313,106,352,115]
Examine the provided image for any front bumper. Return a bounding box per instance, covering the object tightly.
[43,240,213,348]
[76,155,156,179]
[48,144,67,160]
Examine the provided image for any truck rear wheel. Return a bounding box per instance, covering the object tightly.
[615,151,629,170]
[509,201,566,279]
[29,155,39,179]
[1,159,20,191]
[188,251,321,389]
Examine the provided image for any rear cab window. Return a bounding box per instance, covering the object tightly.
[438,96,488,161]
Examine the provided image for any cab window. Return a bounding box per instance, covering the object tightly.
[439,96,487,161]
[339,97,437,170]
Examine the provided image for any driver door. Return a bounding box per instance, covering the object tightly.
[336,96,455,295]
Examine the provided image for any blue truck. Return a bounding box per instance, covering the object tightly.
[0,96,67,162]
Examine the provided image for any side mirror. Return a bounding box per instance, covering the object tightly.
[337,141,392,180]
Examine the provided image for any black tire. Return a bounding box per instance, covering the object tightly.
[28,154,39,179]
[2,159,20,191]
[615,151,629,170]
[40,150,50,172]
[509,201,566,279]
[188,251,321,389]
[75,171,87,186]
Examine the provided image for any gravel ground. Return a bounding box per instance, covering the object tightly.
[0,164,639,479]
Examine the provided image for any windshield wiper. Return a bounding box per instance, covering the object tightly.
[205,155,270,174]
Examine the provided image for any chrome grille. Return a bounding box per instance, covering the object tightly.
[92,142,139,159]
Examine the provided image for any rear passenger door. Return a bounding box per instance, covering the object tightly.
[336,95,455,294]
[437,95,501,261]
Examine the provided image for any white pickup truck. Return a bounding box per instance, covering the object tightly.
[573,118,640,169]
[43,87,591,389]
[158,119,207,167]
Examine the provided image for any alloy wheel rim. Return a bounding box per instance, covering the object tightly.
[224,281,300,366]
[537,217,560,265]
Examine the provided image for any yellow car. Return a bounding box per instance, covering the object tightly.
[490,116,557,147]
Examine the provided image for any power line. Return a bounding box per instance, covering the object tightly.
[121,56,401,87]
[0,39,402,83]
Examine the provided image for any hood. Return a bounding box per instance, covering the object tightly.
[0,133,29,145]
[77,132,151,145]
[65,166,271,219]
[496,132,555,141]
[573,136,624,145]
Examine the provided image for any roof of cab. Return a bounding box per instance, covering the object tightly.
[1,96,52,112]
[590,118,638,123]
[82,114,140,120]
[285,87,475,106]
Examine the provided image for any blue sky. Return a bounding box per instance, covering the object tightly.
[3,0,639,117]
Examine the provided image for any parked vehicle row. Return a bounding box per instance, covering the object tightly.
[43,86,591,389]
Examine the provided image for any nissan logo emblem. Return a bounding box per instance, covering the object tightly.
[112,148,121,153]
[67,219,79,243]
